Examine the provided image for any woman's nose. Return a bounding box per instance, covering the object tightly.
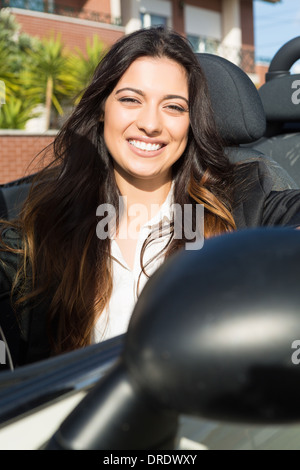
[136,105,162,135]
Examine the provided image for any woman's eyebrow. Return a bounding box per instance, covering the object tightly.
[164,94,189,106]
[116,88,189,105]
[116,87,145,96]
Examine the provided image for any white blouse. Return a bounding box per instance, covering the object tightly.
[93,186,174,342]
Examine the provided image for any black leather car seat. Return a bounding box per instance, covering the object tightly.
[197,52,298,190]
[250,37,300,188]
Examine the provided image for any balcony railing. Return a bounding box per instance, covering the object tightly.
[187,35,255,74]
[0,0,122,26]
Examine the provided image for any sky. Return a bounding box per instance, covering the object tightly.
[254,0,300,63]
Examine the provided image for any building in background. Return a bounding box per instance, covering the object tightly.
[120,0,280,85]
[0,0,280,183]
[0,0,125,50]
[0,0,280,80]
[0,0,280,75]
[122,0,257,80]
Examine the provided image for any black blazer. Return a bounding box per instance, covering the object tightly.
[1,161,300,368]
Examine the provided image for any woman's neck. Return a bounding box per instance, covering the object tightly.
[115,172,172,223]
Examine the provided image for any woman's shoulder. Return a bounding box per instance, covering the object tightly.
[232,159,300,228]
[0,225,23,249]
[233,157,297,194]
[0,225,23,290]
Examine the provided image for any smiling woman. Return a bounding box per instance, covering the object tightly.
[1,26,300,368]
[103,56,190,268]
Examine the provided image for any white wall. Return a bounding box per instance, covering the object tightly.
[120,0,142,33]
[121,0,172,33]
[222,0,241,47]
[221,0,242,65]
[139,0,172,17]
[110,0,121,22]
[184,5,222,40]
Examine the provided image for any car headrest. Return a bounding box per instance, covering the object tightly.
[197,53,266,145]
[258,37,300,123]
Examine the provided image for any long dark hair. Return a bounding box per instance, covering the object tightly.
[1,27,236,355]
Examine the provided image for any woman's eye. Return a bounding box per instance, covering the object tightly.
[165,104,187,113]
[118,97,140,104]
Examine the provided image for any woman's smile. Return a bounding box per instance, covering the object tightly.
[127,137,167,157]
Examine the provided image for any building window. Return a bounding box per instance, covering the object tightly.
[47,0,54,13]
[187,35,220,54]
[8,0,44,12]
[140,13,167,28]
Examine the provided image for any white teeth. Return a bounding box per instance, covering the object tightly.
[129,140,163,151]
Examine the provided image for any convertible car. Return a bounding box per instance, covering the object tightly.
[1,37,300,451]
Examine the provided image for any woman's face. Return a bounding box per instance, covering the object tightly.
[103,56,190,189]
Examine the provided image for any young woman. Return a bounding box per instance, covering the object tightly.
[1,27,300,367]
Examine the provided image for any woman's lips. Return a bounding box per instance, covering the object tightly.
[127,139,166,157]
[129,139,163,151]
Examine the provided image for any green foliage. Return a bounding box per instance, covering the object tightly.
[0,9,41,129]
[0,39,19,100]
[0,8,19,42]
[0,9,39,73]
[0,95,40,129]
[0,10,106,129]
[21,33,72,117]
[67,35,107,102]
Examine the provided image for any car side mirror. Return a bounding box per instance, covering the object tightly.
[46,228,300,450]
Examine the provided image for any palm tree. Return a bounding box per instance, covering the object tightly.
[0,11,107,130]
[0,8,19,43]
[0,95,40,129]
[0,40,19,103]
[0,11,42,129]
[66,35,107,103]
[21,33,74,130]
[0,9,38,76]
